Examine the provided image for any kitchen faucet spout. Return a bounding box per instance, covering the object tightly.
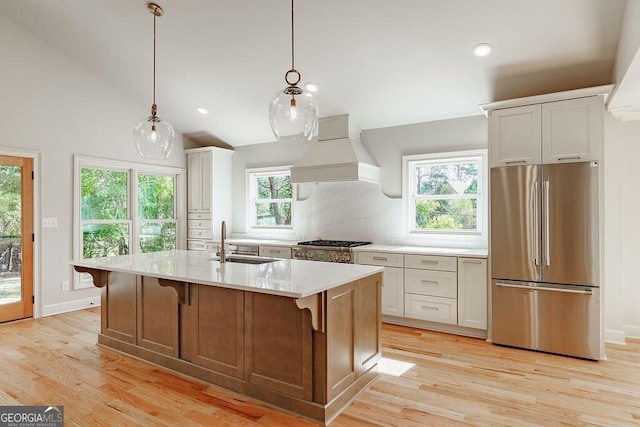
[216,220,226,263]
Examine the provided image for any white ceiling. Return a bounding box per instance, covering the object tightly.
[0,0,629,146]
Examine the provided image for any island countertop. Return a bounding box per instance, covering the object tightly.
[70,250,383,298]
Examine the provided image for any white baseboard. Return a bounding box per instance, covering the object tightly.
[623,324,640,339]
[604,328,626,345]
[41,296,101,317]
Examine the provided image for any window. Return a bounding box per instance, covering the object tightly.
[74,156,184,288]
[247,167,293,228]
[404,150,487,236]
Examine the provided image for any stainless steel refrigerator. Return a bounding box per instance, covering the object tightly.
[491,161,600,360]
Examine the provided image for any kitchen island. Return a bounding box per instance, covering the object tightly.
[71,250,383,424]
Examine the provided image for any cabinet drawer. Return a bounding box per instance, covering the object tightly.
[188,219,212,229]
[405,269,457,298]
[188,229,213,239]
[357,251,403,268]
[188,213,212,220]
[259,246,292,259]
[187,240,206,251]
[405,254,457,272]
[404,294,457,325]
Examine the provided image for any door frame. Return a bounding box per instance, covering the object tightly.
[0,148,40,318]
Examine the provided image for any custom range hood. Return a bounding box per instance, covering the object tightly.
[290,114,380,184]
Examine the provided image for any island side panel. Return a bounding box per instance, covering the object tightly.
[245,292,313,401]
[136,276,179,358]
[181,285,245,378]
[101,271,137,344]
[326,281,357,402]
[355,273,382,375]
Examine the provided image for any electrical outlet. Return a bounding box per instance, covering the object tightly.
[61,280,70,291]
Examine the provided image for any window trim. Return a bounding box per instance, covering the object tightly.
[246,166,294,230]
[402,149,488,244]
[73,155,186,289]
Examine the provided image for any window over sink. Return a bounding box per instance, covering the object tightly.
[247,166,294,229]
[403,150,487,243]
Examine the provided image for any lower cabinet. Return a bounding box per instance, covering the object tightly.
[357,250,488,336]
[457,257,488,330]
[357,251,404,317]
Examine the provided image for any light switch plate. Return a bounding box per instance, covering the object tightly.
[43,218,58,228]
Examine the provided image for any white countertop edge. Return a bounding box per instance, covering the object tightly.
[70,254,384,299]
[353,244,488,257]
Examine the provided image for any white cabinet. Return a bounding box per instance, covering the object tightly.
[541,97,602,164]
[259,245,292,259]
[404,255,458,324]
[187,150,212,213]
[185,147,233,250]
[490,104,542,167]
[457,258,487,330]
[357,251,404,317]
[356,250,488,335]
[489,95,602,167]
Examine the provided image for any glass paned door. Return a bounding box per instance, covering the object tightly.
[0,155,33,323]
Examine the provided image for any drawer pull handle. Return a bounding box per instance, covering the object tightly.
[421,280,439,285]
[506,160,527,165]
[462,260,482,264]
[421,306,439,311]
[271,250,281,253]
[373,256,388,261]
[421,260,438,264]
[558,156,581,161]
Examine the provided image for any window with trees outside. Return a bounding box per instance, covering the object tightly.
[247,167,293,228]
[405,150,486,234]
[74,156,184,288]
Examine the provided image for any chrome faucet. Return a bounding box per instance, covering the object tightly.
[216,220,227,263]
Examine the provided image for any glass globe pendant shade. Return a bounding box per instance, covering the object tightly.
[133,113,175,160]
[269,87,318,143]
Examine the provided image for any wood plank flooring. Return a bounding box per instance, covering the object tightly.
[0,308,638,426]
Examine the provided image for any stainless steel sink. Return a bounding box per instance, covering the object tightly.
[226,256,277,265]
[206,255,277,265]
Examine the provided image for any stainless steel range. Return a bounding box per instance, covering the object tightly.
[293,240,371,263]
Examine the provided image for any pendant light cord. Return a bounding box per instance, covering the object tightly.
[290,0,295,71]
[153,8,157,110]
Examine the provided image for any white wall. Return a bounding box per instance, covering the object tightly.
[603,116,640,342]
[231,115,488,245]
[621,120,640,338]
[0,15,186,316]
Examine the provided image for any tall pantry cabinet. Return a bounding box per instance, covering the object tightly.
[185,147,234,251]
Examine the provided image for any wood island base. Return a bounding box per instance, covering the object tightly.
[76,267,382,425]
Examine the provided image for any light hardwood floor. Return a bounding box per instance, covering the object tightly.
[0,308,638,426]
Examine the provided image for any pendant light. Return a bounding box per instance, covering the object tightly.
[134,2,175,160]
[269,0,318,143]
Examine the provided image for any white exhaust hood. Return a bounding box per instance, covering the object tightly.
[290,114,380,184]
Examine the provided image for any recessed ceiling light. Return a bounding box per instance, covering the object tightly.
[305,82,318,93]
[473,43,492,57]
[196,106,209,115]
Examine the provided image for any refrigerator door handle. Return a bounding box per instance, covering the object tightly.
[543,180,550,266]
[495,282,593,295]
[532,182,539,266]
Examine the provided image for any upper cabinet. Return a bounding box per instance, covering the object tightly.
[187,150,213,213]
[541,97,602,164]
[483,85,612,168]
[490,104,542,166]
[186,147,234,248]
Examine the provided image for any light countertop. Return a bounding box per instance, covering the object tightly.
[353,244,488,258]
[70,250,383,298]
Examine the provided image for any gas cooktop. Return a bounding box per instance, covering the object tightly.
[297,240,371,248]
